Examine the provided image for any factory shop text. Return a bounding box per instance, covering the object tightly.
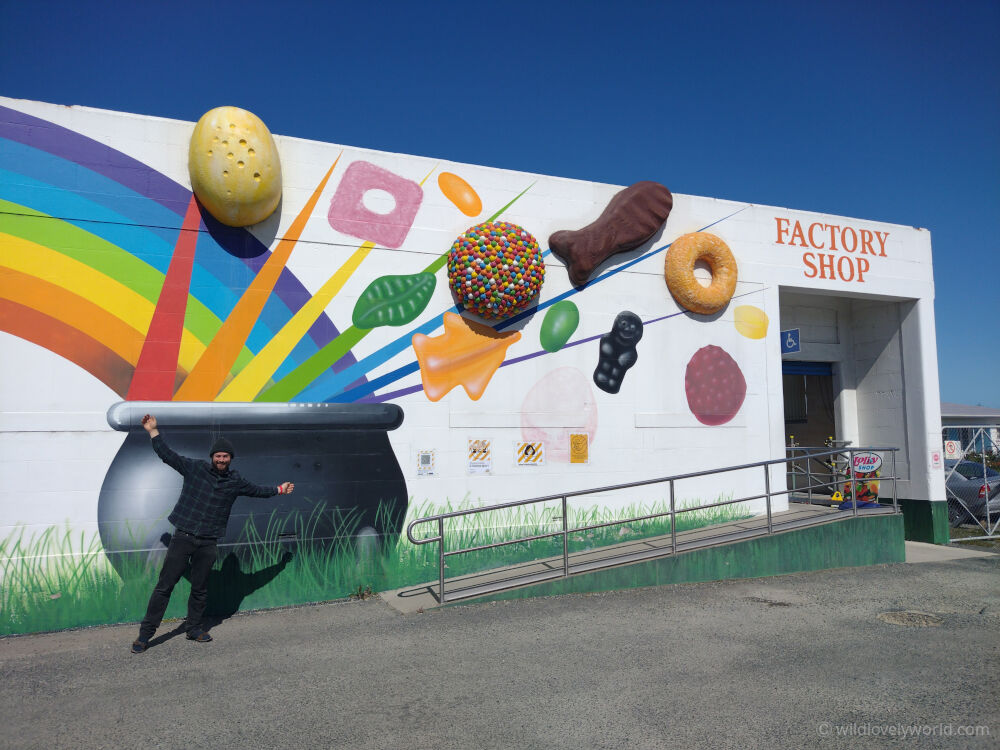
[774,217,889,283]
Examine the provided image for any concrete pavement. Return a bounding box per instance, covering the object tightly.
[904,540,996,563]
[2,553,998,749]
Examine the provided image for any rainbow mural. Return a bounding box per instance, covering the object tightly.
[0,104,359,400]
[1,98,799,637]
[1,105,766,407]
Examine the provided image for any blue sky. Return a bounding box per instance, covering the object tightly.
[2,0,997,407]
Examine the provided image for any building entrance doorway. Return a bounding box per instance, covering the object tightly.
[782,361,837,448]
[783,361,840,493]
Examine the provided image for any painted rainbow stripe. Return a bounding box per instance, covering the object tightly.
[2,103,751,408]
[218,240,375,401]
[1,231,207,365]
[174,158,341,401]
[1,203,235,375]
[127,195,202,400]
[257,182,536,402]
[230,166,443,401]
[0,104,365,396]
[372,288,766,403]
[0,297,135,397]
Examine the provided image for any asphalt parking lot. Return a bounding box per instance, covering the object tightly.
[2,546,998,750]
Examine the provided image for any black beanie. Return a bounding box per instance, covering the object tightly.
[209,437,235,458]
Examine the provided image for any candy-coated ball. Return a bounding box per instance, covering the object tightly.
[446,221,545,320]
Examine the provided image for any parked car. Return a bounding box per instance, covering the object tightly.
[945,459,1000,526]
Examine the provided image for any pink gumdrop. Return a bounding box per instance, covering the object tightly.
[520,367,598,463]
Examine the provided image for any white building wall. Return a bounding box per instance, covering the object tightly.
[778,288,945,503]
[851,298,910,486]
[0,97,943,554]
[898,298,946,501]
[779,291,859,446]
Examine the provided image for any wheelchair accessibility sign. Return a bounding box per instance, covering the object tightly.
[781,328,801,354]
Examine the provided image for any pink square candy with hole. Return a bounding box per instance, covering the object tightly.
[327,160,423,249]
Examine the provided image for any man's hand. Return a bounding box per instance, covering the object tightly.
[278,482,294,495]
[141,414,159,438]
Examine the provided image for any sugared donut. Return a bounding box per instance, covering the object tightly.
[664,232,738,315]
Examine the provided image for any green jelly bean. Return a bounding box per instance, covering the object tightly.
[539,300,580,353]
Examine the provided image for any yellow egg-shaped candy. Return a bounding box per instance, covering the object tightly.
[188,106,282,227]
[733,305,769,339]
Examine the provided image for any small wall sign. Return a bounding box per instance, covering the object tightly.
[851,452,883,475]
[467,439,492,474]
[780,328,801,354]
[515,442,545,466]
[416,449,436,476]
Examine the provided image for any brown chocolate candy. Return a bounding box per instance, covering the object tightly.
[549,181,673,287]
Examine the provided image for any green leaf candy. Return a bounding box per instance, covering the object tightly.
[539,300,580,352]
[352,273,437,329]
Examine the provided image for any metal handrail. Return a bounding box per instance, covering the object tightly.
[785,446,892,505]
[407,447,900,604]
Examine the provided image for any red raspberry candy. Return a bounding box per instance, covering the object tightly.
[685,345,747,426]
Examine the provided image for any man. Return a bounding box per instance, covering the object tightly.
[131,413,294,654]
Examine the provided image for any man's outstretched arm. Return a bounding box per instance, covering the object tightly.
[142,414,196,475]
[238,478,295,498]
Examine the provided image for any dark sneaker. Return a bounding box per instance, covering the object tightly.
[131,638,149,654]
[185,628,213,643]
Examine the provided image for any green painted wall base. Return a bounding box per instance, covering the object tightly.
[896,498,950,544]
[463,514,905,605]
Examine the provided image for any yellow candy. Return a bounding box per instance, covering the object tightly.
[188,106,282,227]
[733,305,769,339]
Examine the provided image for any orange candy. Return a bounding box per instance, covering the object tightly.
[438,172,483,217]
[412,312,520,401]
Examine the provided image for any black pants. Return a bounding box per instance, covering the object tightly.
[139,531,217,639]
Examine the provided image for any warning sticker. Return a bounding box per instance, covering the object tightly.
[515,442,545,466]
[467,439,492,474]
[569,433,589,464]
[943,440,960,460]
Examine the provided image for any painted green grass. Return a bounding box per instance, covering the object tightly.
[403,495,750,579]
[1,496,749,636]
[0,524,163,636]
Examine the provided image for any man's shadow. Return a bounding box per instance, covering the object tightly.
[144,623,188,650]
[192,551,294,628]
[160,533,294,630]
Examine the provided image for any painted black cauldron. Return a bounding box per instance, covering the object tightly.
[98,401,406,574]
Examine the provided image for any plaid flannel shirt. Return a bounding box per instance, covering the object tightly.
[152,434,278,538]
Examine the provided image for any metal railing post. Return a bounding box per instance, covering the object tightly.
[765,465,773,533]
[981,441,993,531]
[806,456,814,505]
[438,517,445,604]
[891,450,898,513]
[670,479,677,554]
[849,449,858,517]
[561,496,569,577]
